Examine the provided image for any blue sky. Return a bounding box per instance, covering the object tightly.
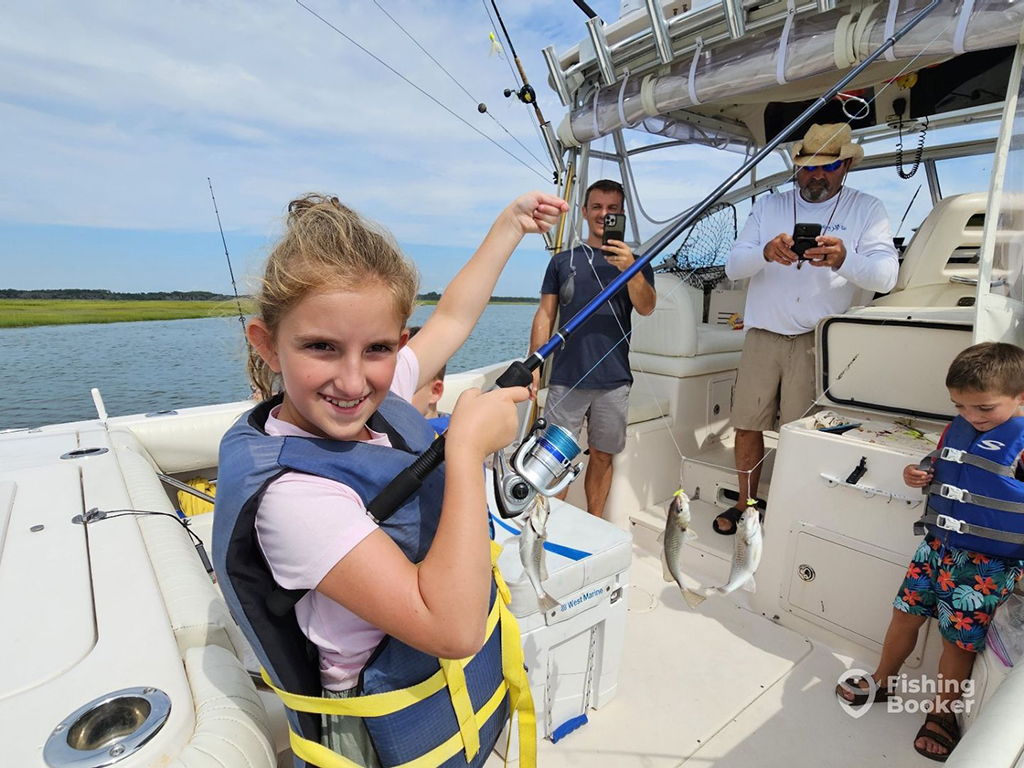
[0,0,633,297]
[0,0,999,297]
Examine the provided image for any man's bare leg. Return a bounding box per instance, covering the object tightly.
[715,428,764,533]
[584,448,614,518]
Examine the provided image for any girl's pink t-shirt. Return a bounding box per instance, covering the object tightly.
[256,346,420,691]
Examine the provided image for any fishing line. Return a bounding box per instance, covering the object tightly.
[208,177,247,344]
[294,0,549,182]
[372,0,551,173]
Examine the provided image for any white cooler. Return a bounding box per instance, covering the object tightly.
[488,498,632,759]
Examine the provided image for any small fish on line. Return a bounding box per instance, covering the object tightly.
[712,502,763,596]
[659,489,706,609]
[519,494,559,612]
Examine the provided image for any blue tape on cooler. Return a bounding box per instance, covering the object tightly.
[489,514,592,561]
[551,713,588,743]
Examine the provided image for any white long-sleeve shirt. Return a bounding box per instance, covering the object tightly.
[726,187,898,335]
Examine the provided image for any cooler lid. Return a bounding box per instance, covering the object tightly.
[490,498,632,619]
[817,308,974,422]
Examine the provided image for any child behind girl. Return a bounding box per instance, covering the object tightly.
[214,191,566,767]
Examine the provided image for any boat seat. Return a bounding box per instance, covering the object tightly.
[110,432,252,664]
[172,645,277,768]
[873,192,1020,308]
[628,272,745,378]
[111,401,250,475]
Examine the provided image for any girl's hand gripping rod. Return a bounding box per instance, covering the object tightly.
[366,0,942,523]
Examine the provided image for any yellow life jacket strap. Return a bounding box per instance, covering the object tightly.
[259,598,501,718]
[490,541,537,768]
[439,657,480,762]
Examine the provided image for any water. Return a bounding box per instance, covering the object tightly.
[0,304,537,429]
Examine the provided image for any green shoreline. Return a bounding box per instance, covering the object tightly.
[0,298,537,329]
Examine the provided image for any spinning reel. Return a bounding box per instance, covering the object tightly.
[492,418,583,518]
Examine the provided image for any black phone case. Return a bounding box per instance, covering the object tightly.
[792,222,822,258]
[602,214,626,245]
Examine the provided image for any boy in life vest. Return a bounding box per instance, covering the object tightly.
[407,325,451,434]
[213,191,567,767]
[836,342,1024,762]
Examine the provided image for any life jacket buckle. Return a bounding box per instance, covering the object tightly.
[939,484,966,502]
[935,514,965,533]
[939,447,964,464]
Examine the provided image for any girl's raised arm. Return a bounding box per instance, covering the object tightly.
[408,191,566,390]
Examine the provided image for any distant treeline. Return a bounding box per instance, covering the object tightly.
[1,288,236,301]
[417,291,538,304]
[3,289,539,303]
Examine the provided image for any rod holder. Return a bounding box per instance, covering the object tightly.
[586,17,616,86]
[645,0,675,64]
[722,0,746,40]
[542,45,572,106]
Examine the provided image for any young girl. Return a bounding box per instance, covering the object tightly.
[213,190,566,767]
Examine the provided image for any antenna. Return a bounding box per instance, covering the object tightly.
[207,178,248,343]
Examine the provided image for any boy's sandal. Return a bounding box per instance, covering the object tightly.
[834,676,889,707]
[913,712,960,763]
[712,507,743,536]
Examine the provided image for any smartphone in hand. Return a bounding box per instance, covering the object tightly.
[602,213,627,245]
[792,222,822,260]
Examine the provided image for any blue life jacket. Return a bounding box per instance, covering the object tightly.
[212,393,534,768]
[428,413,451,436]
[916,415,1024,559]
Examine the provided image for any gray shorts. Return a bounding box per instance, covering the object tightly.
[544,383,630,455]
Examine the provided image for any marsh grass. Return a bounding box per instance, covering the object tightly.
[0,299,251,329]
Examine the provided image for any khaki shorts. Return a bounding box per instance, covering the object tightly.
[731,327,816,432]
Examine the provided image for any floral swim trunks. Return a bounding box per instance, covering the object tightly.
[894,535,1024,652]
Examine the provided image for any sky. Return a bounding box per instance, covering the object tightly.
[0,0,1000,297]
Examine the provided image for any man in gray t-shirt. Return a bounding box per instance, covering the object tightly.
[529,180,656,518]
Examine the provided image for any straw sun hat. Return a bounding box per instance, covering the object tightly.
[790,123,864,168]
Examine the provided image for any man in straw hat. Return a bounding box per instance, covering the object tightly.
[714,123,898,535]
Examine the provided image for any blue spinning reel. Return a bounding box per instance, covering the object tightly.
[492,418,583,518]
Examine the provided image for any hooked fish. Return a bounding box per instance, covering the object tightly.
[519,495,559,613]
[660,490,705,609]
[714,504,763,596]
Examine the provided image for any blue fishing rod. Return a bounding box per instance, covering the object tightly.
[366,0,942,522]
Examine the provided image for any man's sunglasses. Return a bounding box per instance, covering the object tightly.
[801,159,844,172]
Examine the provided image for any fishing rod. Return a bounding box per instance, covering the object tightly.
[489,0,564,179]
[207,178,247,342]
[365,0,943,522]
[895,183,923,240]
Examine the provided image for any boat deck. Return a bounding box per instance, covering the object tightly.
[492,544,929,767]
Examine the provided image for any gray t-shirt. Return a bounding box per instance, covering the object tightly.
[540,246,655,390]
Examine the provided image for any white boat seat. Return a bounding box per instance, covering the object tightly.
[111,434,252,663]
[873,192,1022,308]
[625,272,745,378]
[171,645,277,768]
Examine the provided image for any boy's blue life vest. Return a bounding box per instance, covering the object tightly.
[915,415,1024,559]
[212,393,535,768]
